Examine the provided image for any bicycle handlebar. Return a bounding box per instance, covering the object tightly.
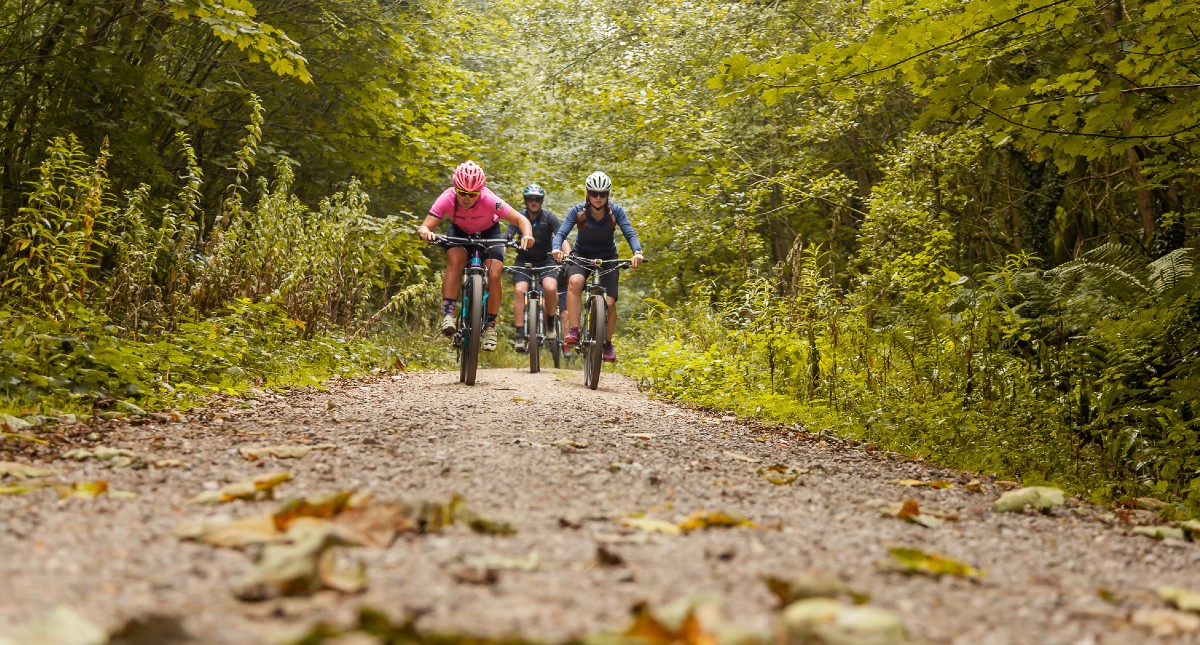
[503,264,561,274]
[430,235,520,249]
[562,255,641,268]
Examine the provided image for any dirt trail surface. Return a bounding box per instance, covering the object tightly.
[2,368,1199,644]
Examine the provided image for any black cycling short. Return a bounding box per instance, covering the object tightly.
[564,253,621,300]
[510,259,561,287]
[446,223,505,262]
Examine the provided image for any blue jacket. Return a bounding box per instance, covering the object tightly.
[552,202,642,257]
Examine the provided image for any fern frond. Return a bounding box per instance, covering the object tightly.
[1148,248,1194,293]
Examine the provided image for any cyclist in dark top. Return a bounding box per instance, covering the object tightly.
[550,171,645,363]
[505,184,570,352]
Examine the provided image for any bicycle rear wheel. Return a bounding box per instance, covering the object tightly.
[526,297,540,374]
[583,295,605,390]
[462,274,484,385]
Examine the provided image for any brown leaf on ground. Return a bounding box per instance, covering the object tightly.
[191,472,292,504]
[332,502,416,548]
[763,573,851,605]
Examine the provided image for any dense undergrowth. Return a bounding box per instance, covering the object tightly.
[0,98,443,420]
[624,239,1199,515]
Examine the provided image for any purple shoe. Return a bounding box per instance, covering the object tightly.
[602,341,616,363]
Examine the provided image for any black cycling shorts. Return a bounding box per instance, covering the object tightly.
[510,260,561,287]
[446,223,505,262]
[564,254,621,300]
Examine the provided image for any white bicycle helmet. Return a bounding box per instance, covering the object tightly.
[584,171,612,192]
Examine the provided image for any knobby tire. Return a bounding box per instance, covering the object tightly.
[526,298,541,374]
[584,295,605,390]
[463,274,484,385]
[550,314,562,368]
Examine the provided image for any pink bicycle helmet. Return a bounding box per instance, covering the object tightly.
[452,160,487,192]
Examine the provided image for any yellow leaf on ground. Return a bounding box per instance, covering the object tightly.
[886,547,983,579]
[0,461,56,479]
[192,472,292,504]
[622,516,682,535]
[1161,587,1200,613]
[992,486,1064,513]
[1131,609,1200,637]
[887,479,953,489]
[239,445,313,460]
[53,480,109,500]
[677,511,754,532]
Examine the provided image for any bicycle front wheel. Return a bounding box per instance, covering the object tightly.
[462,274,484,385]
[583,295,605,390]
[526,297,541,374]
[550,314,562,368]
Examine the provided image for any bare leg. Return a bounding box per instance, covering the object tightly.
[513,281,528,327]
[542,276,558,316]
[606,296,617,341]
[566,274,585,330]
[443,248,467,299]
[486,259,504,316]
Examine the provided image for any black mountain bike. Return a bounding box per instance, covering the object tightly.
[503,263,563,373]
[564,255,633,390]
[432,235,515,385]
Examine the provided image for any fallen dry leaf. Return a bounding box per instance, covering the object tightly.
[192,472,292,504]
[885,547,983,579]
[886,479,953,489]
[0,461,56,479]
[239,445,313,460]
[1160,587,1200,613]
[763,573,851,605]
[621,516,682,536]
[757,464,805,486]
[677,511,755,532]
[1131,608,1200,637]
[992,487,1064,514]
[782,598,909,644]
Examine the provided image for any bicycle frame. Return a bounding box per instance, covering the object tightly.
[433,235,514,385]
[564,255,631,389]
[504,263,561,372]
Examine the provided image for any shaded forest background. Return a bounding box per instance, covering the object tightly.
[1,0,1198,511]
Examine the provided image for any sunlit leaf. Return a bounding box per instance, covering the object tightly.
[992,487,1064,513]
[886,547,983,579]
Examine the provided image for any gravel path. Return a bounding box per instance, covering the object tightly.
[2,368,1198,644]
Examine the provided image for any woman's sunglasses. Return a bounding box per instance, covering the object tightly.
[587,191,609,199]
[455,189,480,199]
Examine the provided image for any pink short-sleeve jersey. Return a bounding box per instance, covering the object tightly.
[429,187,510,234]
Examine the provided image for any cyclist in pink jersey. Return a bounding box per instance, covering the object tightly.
[418,161,534,351]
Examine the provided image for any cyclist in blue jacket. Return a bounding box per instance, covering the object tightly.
[550,171,644,363]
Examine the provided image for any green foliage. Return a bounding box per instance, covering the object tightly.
[0,99,433,415]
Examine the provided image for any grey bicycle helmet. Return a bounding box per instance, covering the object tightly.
[584,171,612,192]
[522,184,546,199]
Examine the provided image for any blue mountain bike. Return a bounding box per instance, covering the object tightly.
[433,235,515,385]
